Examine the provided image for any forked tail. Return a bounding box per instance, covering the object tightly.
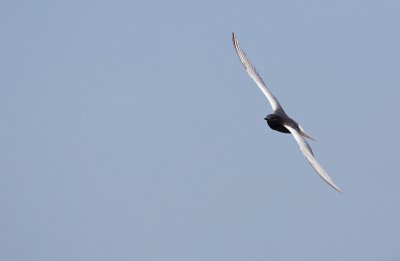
[299,125,316,140]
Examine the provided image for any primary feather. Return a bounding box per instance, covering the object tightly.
[232,32,282,112]
[284,124,341,192]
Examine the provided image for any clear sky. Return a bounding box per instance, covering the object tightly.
[1,1,400,260]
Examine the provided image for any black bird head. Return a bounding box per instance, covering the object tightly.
[264,114,282,124]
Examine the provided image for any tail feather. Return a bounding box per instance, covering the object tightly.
[299,125,316,141]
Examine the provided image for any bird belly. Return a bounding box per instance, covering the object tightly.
[266,121,290,133]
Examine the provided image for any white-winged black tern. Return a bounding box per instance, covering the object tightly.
[232,32,341,192]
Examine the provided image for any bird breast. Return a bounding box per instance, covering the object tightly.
[266,115,290,133]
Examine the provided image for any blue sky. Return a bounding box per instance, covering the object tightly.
[1,1,400,260]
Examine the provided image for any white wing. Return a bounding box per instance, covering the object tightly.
[284,124,341,192]
[232,32,283,112]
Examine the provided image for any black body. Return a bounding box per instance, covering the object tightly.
[265,114,290,133]
[264,110,301,134]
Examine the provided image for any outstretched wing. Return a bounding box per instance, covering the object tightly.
[284,124,341,192]
[232,32,283,112]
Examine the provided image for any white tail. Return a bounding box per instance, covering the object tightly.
[299,125,315,140]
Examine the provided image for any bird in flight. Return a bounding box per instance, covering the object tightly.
[232,32,341,192]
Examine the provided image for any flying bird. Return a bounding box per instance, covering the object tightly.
[232,32,341,192]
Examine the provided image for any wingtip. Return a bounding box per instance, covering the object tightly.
[322,174,342,193]
[329,182,342,193]
[334,186,342,193]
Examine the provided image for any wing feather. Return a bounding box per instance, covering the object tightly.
[284,124,341,192]
[232,32,282,112]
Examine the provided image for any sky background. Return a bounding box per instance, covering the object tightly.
[1,1,400,260]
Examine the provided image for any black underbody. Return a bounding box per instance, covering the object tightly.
[265,114,291,133]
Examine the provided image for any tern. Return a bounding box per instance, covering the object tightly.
[232,32,341,192]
